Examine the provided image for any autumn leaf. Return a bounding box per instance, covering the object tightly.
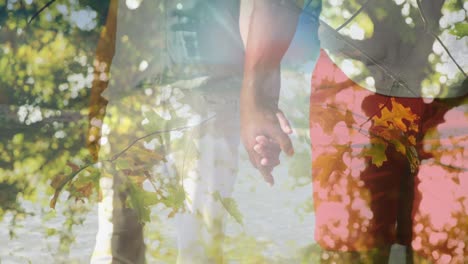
[50,174,67,189]
[49,190,60,209]
[344,109,356,130]
[370,123,402,142]
[372,98,419,132]
[311,78,355,102]
[49,165,89,209]
[312,145,349,183]
[67,162,80,172]
[74,182,93,198]
[310,104,342,134]
[361,98,422,168]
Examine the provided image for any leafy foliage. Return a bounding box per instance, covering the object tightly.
[364,98,420,171]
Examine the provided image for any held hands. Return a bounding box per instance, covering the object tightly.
[240,104,294,185]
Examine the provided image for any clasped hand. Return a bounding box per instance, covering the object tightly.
[240,100,294,185]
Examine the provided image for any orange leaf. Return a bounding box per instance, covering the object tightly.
[311,104,351,134]
[313,145,349,183]
[75,182,93,198]
[373,98,419,132]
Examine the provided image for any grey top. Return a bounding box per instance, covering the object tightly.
[318,0,467,98]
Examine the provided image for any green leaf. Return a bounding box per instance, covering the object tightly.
[141,191,160,207]
[213,192,243,225]
[127,182,152,223]
[362,140,388,167]
[450,22,468,39]
[115,158,131,170]
[162,185,186,210]
[46,228,57,236]
[390,139,406,155]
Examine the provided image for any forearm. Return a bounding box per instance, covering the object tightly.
[241,0,300,107]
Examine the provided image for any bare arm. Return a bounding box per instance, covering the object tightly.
[241,0,300,106]
[240,0,300,184]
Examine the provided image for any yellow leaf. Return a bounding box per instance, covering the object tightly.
[373,98,419,132]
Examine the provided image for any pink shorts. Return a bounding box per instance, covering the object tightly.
[310,50,468,263]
